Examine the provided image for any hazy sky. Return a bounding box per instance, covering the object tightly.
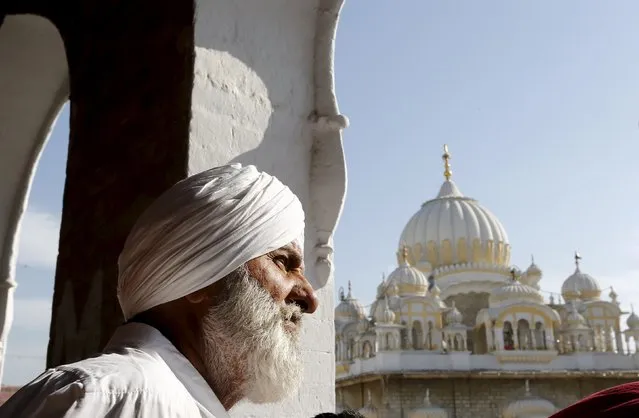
[7,1,639,385]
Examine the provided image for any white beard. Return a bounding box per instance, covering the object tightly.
[200,266,303,404]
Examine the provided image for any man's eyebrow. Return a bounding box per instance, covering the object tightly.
[279,245,304,267]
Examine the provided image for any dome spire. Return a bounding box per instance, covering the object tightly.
[442,144,452,181]
[347,280,353,298]
[574,251,582,271]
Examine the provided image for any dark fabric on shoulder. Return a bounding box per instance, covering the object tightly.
[551,382,639,418]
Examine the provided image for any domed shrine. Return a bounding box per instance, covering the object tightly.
[335,146,639,418]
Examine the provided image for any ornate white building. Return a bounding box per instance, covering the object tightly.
[335,146,639,418]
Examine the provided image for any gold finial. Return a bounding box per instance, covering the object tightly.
[401,245,410,263]
[442,144,452,181]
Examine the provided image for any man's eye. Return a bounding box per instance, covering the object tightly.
[274,257,288,270]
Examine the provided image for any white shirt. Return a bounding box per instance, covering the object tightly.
[0,323,229,418]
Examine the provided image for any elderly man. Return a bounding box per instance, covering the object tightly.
[0,163,318,417]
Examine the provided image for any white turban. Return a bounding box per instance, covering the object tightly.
[117,163,305,320]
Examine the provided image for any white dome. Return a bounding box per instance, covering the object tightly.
[399,178,510,270]
[446,302,463,325]
[561,255,601,301]
[374,297,396,324]
[388,247,428,296]
[521,256,543,289]
[335,282,366,323]
[526,257,542,277]
[377,273,398,299]
[564,302,588,329]
[627,311,639,329]
[503,381,556,418]
[490,279,544,308]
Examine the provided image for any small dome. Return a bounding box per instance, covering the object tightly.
[627,309,639,329]
[561,254,601,301]
[489,271,544,308]
[374,297,396,324]
[446,302,463,325]
[387,246,428,296]
[377,273,398,299]
[521,255,542,289]
[526,256,542,277]
[358,390,378,418]
[564,302,588,329]
[408,389,448,418]
[335,282,366,323]
[503,381,556,418]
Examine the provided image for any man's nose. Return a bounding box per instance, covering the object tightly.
[286,277,319,314]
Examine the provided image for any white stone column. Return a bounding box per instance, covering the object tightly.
[0,281,16,386]
[486,324,494,352]
[494,328,504,351]
[191,1,347,415]
[0,15,69,387]
[547,328,555,350]
[605,327,613,352]
[615,328,624,354]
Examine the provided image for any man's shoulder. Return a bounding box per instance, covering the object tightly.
[57,348,189,395]
[0,349,197,418]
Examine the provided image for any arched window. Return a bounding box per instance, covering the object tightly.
[503,321,514,350]
[412,320,424,350]
[517,319,532,350]
[400,322,409,350]
[362,341,373,358]
[454,333,463,351]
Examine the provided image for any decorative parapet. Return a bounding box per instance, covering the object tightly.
[494,350,558,364]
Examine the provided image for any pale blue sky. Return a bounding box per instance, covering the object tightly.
[6,1,639,385]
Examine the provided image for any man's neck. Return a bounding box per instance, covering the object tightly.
[130,311,246,409]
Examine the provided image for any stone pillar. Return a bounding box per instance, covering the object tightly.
[615,327,624,354]
[486,324,494,351]
[0,13,70,386]
[605,326,613,352]
[3,0,346,415]
[494,328,504,350]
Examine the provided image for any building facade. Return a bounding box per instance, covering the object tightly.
[335,146,639,418]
